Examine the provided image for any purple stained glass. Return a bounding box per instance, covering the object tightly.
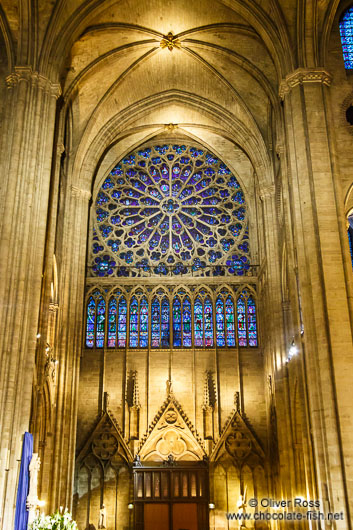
[151,298,160,348]
[247,296,258,347]
[140,297,149,347]
[173,298,182,347]
[86,297,95,348]
[161,298,170,347]
[225,296,236,347]
[129,297,138,348]
[108,298,117,347]
[216,297,225,347]
[237,296,247,347]
[204,297,213,347]
[91,144,249,277]
[118,297,127,347]
[194,297,203,347]
[340,7,353,69]
[183,297,192,347]
[96,298,105,348]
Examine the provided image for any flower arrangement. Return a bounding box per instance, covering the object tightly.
[29,509,78,529]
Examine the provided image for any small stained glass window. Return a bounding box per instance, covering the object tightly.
[340,7,353,69]
[173,298,182,347]
[140,297,149,347]
[108,298,117,347]
[129,297,138,347]
[216,296,225,347]
[161,297,170,347]
[204,297,213,347]
[183,297,192,347]
[225,296,236,347]
[151,297,160,347]
[86,297,96,348]
[237,295,247,347]
[194,297,203,347]
[118,297,127,347]
[96,298,106,348]
[247,296,258,347]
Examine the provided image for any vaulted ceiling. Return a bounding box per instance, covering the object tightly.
[0,0,345,192]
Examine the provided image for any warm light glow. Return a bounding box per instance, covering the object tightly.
[209,503,215,510]
[128,503,134,510]
[288,340,298,361]
[37,500,46,507]
[36,333,41,339]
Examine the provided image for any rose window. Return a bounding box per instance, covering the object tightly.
[90,143,250,277]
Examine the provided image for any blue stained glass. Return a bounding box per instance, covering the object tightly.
[151,298,160,347]
[86,297,95,348]
[247,296,258,347]
[237,296,247,347]
[216,297,225,347]
[140,297,149,347]
[96,298,105,348]
[173,298,182,347]
[183,297,192,347]
[161,298,170,347]
[194,297,203,347]
[118,297,127,347]
[204,297,213,347]
[108,298,117,347]
[225,296,236,347]
[340,7,353,69]
[348,227,353,268]
[91,144,249,277]
[129,297,139,348]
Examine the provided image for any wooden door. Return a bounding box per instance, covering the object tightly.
[144,503,169,530]
[172,503,198,530]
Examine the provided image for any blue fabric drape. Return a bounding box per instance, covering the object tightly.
[14,432,33,530]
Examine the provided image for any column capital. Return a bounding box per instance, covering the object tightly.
[70,185,91,201]
[5,67,61,98]
[279,68,332,100]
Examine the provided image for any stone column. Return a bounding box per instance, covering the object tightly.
[281,68,353,524]
[0,68,60,530]
[46,183,91,512]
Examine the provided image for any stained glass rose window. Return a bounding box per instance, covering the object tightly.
[89,143,250,276]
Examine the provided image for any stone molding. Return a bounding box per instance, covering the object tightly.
[279,68,332,99]
[259,184,275,200]
[70,185,91,201]
[5,67,61,98]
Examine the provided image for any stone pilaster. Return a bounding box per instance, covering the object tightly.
[0,68,60,530]
[282,68,353,525]
[46,183,91,512]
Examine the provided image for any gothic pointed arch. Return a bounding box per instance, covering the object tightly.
[138,393,206,462]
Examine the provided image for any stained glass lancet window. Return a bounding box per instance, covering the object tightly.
[108,298,117,347]
[96,298,106,348]
[130,297,138,347]
[140,297,149,347]
[151,297,161,347]
[225,296,236,347]
[194,297,203,347]
[173,298,182,347]
[204,297,213,347]
[340,7,353,69]
[90,143,250,278]
[161,298,170,347]
[183,297,192,347]
[118,297,127,347]
[86,297,96,348]
[216,297,225,347]
[247,296,258,347]
[237,295,247,347]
